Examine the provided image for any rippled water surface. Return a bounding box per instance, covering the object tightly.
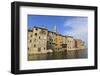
[28,49,88,61]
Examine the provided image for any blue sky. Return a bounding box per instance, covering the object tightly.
[28,15,88,46]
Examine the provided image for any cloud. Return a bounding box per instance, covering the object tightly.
[63,17,88,46]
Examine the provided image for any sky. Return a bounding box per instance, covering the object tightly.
[28,15,88,46]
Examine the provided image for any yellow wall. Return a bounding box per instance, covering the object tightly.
[55,34,63,49]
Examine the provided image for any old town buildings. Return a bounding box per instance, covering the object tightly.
[28,26,48,54]
[28,26,86,54]
[75,39,85,50]
[66,36,75,50]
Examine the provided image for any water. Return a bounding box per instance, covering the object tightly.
[28,49,88,61]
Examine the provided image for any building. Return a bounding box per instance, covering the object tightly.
[75,39,85,50]
[61,36,67,52]
[28,26,86,54]
[47,31,56,51]
[66,36,75,50]
[28,26,48,54]
[62,36,67,44]
[28,29,33,53]
[54,34,63,51]
[52,25,57,33]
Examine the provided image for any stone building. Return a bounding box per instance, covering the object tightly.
[54,34,63,51]
[75,39,85,50]
[47,31,56,51]
[28,26,86,54]
[66,36,75,50]
[28,26,48,54]
[28,29,33,53]
[61,36,67,51]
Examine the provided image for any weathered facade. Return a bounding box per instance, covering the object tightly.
[28,26,86,54]
[47,31,56,51]
[66,36,75,50]
[75,39,86,50]
[28,26,48,54]
[54,34,63,51]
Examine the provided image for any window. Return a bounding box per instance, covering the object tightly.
[36,28,38,30]
[30,40,32,43]
[34,44,36,47]
[39,36,40,39]
[38,48,41,52]
[35,33,37,36]
[31,35,32,37]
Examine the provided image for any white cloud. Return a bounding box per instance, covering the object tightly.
[63,17,88,46]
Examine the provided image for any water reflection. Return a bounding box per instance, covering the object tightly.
[28,49,88,61]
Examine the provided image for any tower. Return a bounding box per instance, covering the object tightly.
[53,25,57,33]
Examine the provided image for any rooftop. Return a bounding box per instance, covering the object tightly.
[28,26,73,38]
[34,26,47,30]
[28,29,32,32]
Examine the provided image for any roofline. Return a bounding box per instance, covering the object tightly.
[66,36,73,38]
[34,26,47,30]
[28,29,32,32]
